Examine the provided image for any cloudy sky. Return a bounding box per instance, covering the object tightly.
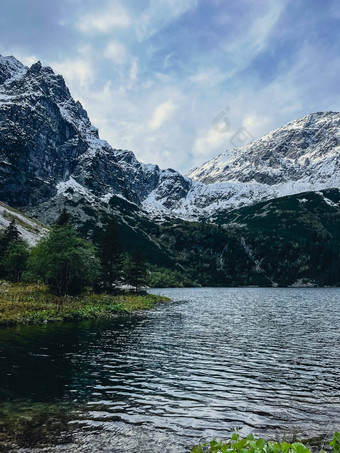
[1,0,340,172]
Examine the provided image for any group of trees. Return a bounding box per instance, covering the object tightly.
[0,211,148,296]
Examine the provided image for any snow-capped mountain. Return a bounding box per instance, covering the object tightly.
[188,112,340,205]
[146,111,340,217]
[0,55,194,219]
[1,54,340,224]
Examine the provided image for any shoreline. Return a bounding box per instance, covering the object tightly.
[0,281,170,327]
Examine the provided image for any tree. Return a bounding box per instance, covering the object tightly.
[0,220,25,280]
[29,224,100,296]
[1,240,29,282]
[0,220,21,255]
[56,208,71,226]
[124,251,147,292]
[98,218,123,292]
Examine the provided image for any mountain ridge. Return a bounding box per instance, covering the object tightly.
[2,55,340,286]
[2,55,340,222]
[0,53,340,225]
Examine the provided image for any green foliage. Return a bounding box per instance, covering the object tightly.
[28,225,100,296]
[147,265,198,287]
[330,432,340,453]
[97,217,124,292]
[0,282,169,326]
[1,240,29,282]
[192,432,340,453]
[124,250,147,292]
[55,208,71,226]
[0,221,29,281]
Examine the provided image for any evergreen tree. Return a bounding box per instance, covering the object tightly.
[0,220,23,279]
[3,220,20,244]
[125,251,147,292]
[98,218,123,292]
[1,240,29,282]
[28,224,100,296]
[56,208,71,226]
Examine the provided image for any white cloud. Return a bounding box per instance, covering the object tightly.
[50,59,94,89]
[149,100,177,130]
[128,57,139,86]
[136,0,198,41]
[76,3,131,34]
[193,128,231,157]
[189,67,228,87]
[104,41,127,65]
[221,0,289,76]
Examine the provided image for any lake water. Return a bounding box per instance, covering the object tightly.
[1,288,340,452]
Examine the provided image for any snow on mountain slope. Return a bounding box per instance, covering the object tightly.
[189,112,340,187]
[1,54,340,222]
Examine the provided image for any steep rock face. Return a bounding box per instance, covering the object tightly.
[0,57,94,206]
[0,55,192,215]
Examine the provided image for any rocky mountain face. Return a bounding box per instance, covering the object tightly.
[0,201,47,246]
[2,55,340,225]
[188,112,340,207]
[0,55,192,220]
[2,55,340,286]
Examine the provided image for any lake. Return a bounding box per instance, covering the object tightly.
[1,287,340,452]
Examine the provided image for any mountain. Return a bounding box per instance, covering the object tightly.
[211,187,340,286]
[0,55,192,219]
[188,111,340,211]
[2,55,340,222]
[2,54,340,287]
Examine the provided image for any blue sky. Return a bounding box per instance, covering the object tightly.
[1,0,340,172]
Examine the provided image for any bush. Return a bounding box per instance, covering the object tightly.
[28,225,100,296]
[191,432,340,453]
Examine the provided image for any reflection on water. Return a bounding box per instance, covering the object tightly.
[0,288,340,452]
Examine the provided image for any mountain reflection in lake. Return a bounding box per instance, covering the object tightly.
[0,288,339,452]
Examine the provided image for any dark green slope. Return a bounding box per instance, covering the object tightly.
[25,188,340,287]
[209,188,340,286]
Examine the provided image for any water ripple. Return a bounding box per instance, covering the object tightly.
[1,287,340,452]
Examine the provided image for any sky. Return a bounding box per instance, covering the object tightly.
[1,0,340,173]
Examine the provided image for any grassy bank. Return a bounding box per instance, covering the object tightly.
[0,281,170,327]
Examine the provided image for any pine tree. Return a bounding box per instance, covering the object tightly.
[4,220,20,243]
[98,218,123,292]
[56,208,71,226]
[1,240,29,282]
[125,251,147,293]
[0,220,22,278]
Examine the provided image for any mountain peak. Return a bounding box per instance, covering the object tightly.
[188,111,340,186]
[0,55,27,83]
[29,60,42,74]
[2,55,340,222]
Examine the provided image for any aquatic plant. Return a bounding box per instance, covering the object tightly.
[192,432,340,453]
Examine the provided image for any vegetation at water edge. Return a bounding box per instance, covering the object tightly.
[0,281,169,326]
[191,432,340,453]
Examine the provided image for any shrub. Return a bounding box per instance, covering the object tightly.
[191,432,340,453]
[28,225,100,296]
